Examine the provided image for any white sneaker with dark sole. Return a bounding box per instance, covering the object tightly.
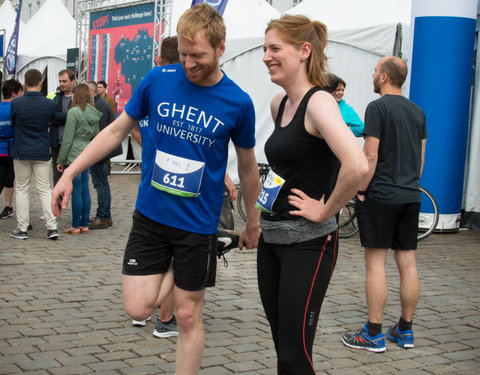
[132,316,151,327]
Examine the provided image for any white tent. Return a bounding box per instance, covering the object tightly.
[220,0,411,180]
[0,0,24,41]
[16,0,76,91]
[0,0,26,71]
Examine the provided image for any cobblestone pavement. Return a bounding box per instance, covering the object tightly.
[1,173,479,374]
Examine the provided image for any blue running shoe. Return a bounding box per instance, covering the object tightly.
[386,324,414,348]
[342,324,386,352]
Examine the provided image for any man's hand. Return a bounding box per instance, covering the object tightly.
[356,193,366,202]
[238,224,261,250]
[51,176,73,217]
[224,172,237,201]
[288,188,328,223]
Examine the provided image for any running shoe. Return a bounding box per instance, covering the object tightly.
[9,228,28,240]
[342,324,386,352]
[46,229,59,240]
[217,229,240,259]
[132,316,151,327]
[0,206,13,219]
[386,324,414,348]
[153,317,179,338]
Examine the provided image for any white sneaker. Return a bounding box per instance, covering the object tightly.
[132,316,151,327]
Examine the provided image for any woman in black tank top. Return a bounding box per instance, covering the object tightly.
[257,15,368,375]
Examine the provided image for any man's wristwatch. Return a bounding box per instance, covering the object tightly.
[357,190,367,196]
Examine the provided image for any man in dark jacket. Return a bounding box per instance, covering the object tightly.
[9,69,59,240]
[85,81,121,229]
[51,69,76,186]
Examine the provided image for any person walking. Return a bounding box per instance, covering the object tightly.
[52,4,260,374]
[258,14,368,374]
[342,56,427,352]
[56,84,101,235]
[85,80,121,230]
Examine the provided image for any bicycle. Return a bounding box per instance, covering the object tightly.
[338,198,359,238]
[338,186,439,241]
[238,162,439,242]
[237,162,270,222]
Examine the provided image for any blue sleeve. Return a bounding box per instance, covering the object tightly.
[339,101,364,137]
[231,96,256,149]
[125,68,155,120]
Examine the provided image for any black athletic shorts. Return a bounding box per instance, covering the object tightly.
[0,157,15,188]
[356,198,420,250]
[122,210,217,291]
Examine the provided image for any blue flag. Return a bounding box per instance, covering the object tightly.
[6,0,23,75]
[190,0,229,16]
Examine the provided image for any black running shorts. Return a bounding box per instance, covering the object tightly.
[122,210,217,290]
[356,198,420,250]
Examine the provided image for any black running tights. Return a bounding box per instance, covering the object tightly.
[257,231,338,375]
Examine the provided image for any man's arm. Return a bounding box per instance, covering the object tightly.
[52,111,139,216]
[420,139,426,177]
[234,145,260,249]
[51,96,67,128]
[356,135,379,201]
[51,111,67,128]
[130,125,142,146]
[224,172,237,201]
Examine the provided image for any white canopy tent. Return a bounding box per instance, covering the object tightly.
[0,0,26,77]
[220,0,411,180]
[0,0,24,42]
[15,0,75,91]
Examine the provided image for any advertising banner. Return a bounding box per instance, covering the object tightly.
[89,2,155,114]
[5,0,23,75]
[190,0,229,15]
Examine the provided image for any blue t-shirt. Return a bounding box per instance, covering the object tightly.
[0,102,14,157]
[125,64,255,234]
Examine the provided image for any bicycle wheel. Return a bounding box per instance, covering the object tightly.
[338,199,359,238]
[237,189,248,222]
[417,186,439,241]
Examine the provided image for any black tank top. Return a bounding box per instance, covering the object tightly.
[263,87,340,221]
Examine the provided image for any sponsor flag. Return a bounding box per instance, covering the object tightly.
[190,0,229,16]
[5,0,23,75]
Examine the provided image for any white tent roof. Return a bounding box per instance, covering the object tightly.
[286,0,411,57]
[16,0,75,72]
[167,0,280,63]
[0,0,26,51]
[169,0,279,38]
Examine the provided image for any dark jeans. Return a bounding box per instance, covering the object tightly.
[72,169,91,228]
[51,146,62,187]
[90,160,111,220]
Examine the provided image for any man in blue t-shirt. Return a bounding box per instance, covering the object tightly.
[52,4,260,373]
[0,79,23,219]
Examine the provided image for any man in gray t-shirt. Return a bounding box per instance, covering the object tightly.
[342,56,427,353]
